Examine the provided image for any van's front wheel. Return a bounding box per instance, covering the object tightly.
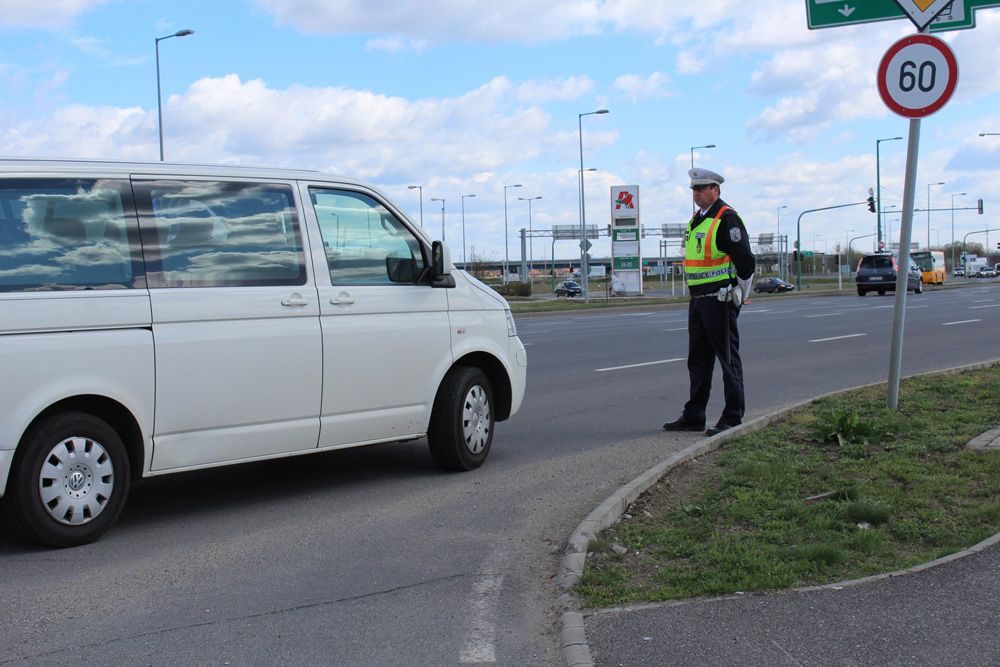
[428,367,494,471]
[6,412,130,548]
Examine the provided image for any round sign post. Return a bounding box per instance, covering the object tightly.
[877,34,958,118]
[877,34,958,411]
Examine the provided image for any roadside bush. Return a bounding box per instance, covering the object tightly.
[492,281,532,297]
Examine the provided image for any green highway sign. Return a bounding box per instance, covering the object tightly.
[806,0,1000,32]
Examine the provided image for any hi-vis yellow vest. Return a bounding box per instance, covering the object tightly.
[684,206,734,289]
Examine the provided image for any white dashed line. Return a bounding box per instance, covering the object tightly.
[806,312,844,318]
[943,319,982,326]
[809,333,867,343]
[595,358,685,372]
[970,304,1000,309]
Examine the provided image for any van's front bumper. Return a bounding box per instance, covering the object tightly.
[0,449,13,497]
[508,335,527,418]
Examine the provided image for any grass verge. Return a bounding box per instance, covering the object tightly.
[576,364,1000,607]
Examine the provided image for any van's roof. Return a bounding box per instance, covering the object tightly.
[0,157,367,186]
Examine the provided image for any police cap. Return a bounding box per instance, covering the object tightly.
[689,167,724,188]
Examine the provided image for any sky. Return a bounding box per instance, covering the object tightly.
[1,0,999,266]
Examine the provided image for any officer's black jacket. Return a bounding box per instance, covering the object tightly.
[687,197,756,297]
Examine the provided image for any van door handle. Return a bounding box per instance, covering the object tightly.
[281,294,309,307]
[331,292,356,305]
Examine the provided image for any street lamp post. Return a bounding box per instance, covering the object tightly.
[875,136,902,247]
[776,204,787,280]
[840,228,854,290]
[926,182,944,249]
[518,196,542,276]
[579,109,609,303]
[430,198,445,242]
[155,28,194,161]
[950,192,966,272]
[690,144,717,214]
[407,185,424,227]
[503,184,522,281]
[812,234,821,275]
[460,194,475,268]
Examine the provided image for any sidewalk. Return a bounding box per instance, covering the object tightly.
[557,370,1000,667]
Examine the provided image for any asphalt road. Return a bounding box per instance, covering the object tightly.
[1,284,998,666]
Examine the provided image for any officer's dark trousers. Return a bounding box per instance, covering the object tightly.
[682,295,745,426]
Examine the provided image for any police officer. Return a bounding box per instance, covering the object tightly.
[663,168,755,436]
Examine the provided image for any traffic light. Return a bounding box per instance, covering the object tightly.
[867,195,876,213]
[979,198,984,214]
[793,250,799,261]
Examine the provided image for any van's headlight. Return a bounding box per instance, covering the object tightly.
[505,309,517,337]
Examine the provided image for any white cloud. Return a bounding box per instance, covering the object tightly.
[254,0,603,43]
[612,72,674,101]
[0,0,109,29]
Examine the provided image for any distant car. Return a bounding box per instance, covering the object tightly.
[976,266,998,278]
[954,267,966,277]
[856,252,922,296]
[753,277,794,293]
[554,279,583,297]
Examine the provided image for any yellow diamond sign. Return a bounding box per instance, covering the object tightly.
[893,0,954,28]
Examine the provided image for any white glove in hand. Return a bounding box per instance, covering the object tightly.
[716,285,741,305]
[737,274,753,304]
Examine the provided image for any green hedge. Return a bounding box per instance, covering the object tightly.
[492,281,532,297]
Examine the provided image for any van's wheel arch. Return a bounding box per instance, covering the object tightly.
[5,411,130,548]
[427,366,494,471]
[914,281,923,294]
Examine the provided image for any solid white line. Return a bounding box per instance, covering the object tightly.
[943,319,982,326]
[595,358,685,372]
[809,333,867,343]
[971,304,1000,309]
[458,571,503,663]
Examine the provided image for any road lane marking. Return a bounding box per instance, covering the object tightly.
[595,358,685,372]
[664,327,687,332]
[943,319,982,326]
[970,304,1000,309]
[459,571,503,663]
[809,333,867,343]
[807,312,843,318]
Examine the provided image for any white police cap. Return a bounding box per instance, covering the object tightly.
[689,167,724,188]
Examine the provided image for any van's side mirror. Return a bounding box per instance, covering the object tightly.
[431,241,455,288]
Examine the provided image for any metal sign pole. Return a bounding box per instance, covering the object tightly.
[887,117,921,409]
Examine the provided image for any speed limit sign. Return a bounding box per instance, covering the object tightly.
[877,34,958,119]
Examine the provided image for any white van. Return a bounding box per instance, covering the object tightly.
[0,159,527,547]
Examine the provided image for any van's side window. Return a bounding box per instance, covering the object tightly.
[309,188,426,285]
[134,180,306,288]
[0,179,140,292]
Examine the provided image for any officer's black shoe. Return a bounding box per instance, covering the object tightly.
[705,422,740,437]
[662,417,705,432]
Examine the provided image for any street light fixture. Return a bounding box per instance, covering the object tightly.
[503,184,522,280]
[460,194,475,268]
[875,136,902,246]
[949,192,966,272]
[430,198,445,242]
[518,196,542,276]
[155,28,194,161]
[407,185,424,227]
[926,181,945,249]
[979,132,999,137]
[578,108,609,302]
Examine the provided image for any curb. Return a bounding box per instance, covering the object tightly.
[557,359,1000,667]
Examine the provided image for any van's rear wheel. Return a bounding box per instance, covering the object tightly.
[428,367,494,471]
[6,412,130,548]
